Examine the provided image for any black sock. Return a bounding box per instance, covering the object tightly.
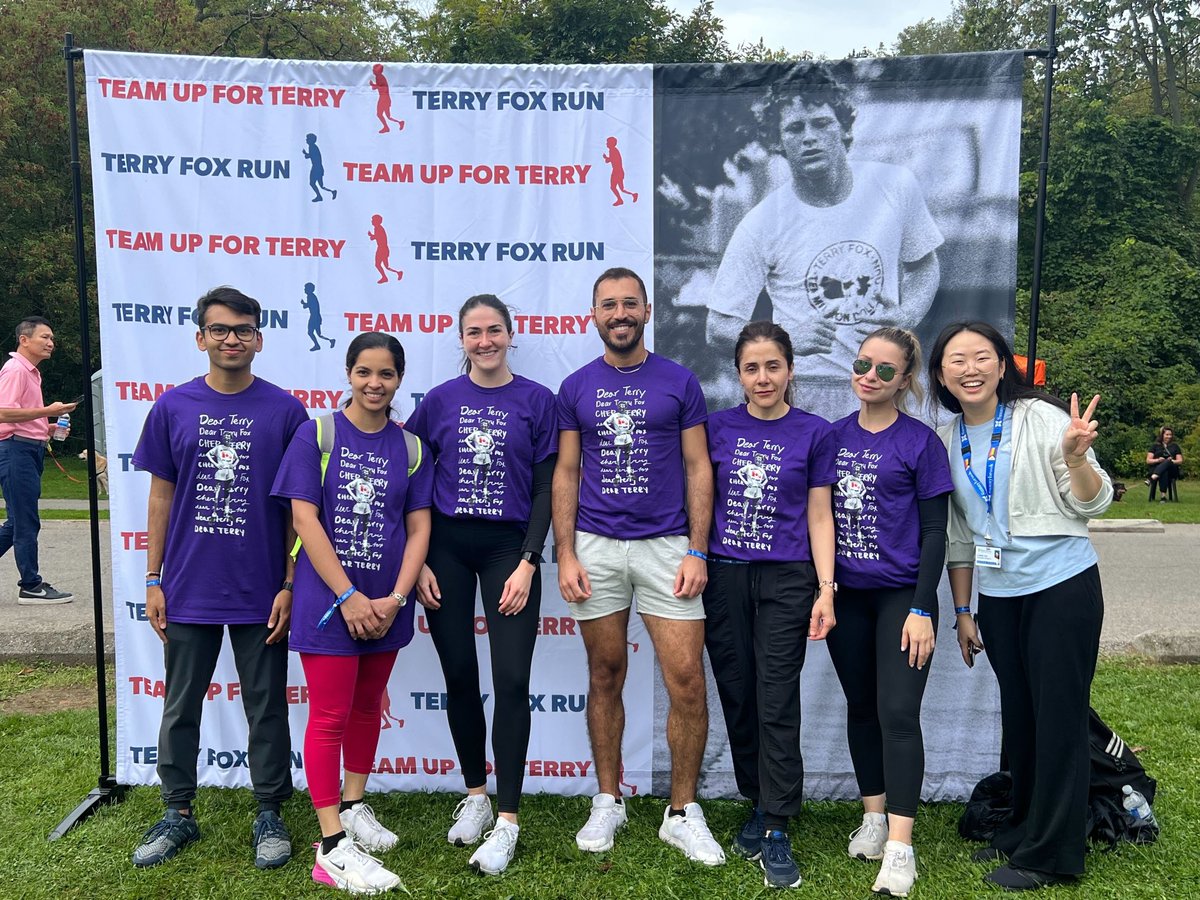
[321,831,346,854]
[339,799,361,813]
[764,814,788,833]
[169,806,192,819]
[669,807,686,818]
[258,801,281,815]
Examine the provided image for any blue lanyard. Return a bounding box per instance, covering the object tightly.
[958,404,1005,518]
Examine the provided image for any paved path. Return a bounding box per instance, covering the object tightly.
[1,519,1197,663]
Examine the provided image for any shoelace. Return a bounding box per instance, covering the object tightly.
[254,814,289,843]
[762,832,792,865]
[454,797,490,823]
[851,819,884,843]
[884,848,911,870]
[338,839,384,868]
[481,826,518,853]
[350,803,383,829]
[585,806,619,829]
[676,814,715,843]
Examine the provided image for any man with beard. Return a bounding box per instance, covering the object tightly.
[553,267,722,865]
[706,66,942,420]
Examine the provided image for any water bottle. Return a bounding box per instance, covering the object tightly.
[1122,784,1158,826]
[52,412,71,442]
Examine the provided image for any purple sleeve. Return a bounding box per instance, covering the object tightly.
[404,434,433,512]
[810,421,838,487]
[556,381,580,432]
[131,400,178,483]
[533,387,558,462]
[916,426,955,500]
[270,420,322,506]
[680,372,708,430]
[406,393,432,443]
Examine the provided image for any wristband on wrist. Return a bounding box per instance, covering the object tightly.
[686,548,708,561]
[954,606,972,615]
[318,585,357,630]
[818,579,837,594]
[908,608,931,617]
[145,579,161,588]
[281,580,294,592]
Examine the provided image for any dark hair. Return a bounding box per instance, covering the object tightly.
[859,326,924,412]
[763,62,856,152]
[196,286,261,327]
[592,267,647,307]
[458,294,514,374]
[15,316,52,341]
[344,333,406,418]
[1158,425,1175,442]
[926,321,1068,417]
[734,321,795,406]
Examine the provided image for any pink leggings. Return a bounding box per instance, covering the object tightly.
[300,650,398,809]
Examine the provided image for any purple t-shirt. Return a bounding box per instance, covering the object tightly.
[557,354,707,540]
[406,374,557,522]
[830,411,954,589]
[132,376,308,625]
[708,404,836,562]
[271,412,432,655]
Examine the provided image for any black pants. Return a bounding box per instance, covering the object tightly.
[703,557,815,826]
[425,513,540,814]
[825,585,933,818]
[159,622,292,808]
[977,565,1104,877]
[1150,460,1179,491]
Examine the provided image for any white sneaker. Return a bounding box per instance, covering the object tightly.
[848,812,888,861]
[657,802,726,866]
[469,818,519,875]
[340,802,398,852]
[575,793,627,852]
[872,841,918,897]
[313,836,401,894]
[447,794,493,847]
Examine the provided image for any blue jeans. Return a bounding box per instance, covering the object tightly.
[0,438,45,588]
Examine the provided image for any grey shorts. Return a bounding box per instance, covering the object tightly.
[569,531,705,622]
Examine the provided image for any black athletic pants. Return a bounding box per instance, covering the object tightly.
[703,557,815,827]
[977,565,1104,877]
[425,513,540,814]
[825,585,933,818]
[159,622,292,809]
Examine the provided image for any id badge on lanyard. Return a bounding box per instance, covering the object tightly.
[959,406,1005,569]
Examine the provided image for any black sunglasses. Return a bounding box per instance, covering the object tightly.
[852,358,898,382]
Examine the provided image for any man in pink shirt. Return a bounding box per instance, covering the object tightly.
[0,316,78,604]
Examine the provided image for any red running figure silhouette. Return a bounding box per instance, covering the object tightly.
[367,214,404,284]
[369,64,405,134]
[603,136,638,206]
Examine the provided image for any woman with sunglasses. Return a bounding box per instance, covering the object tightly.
[702,321,837,889]
[929,322,1111,891]
[407,294,557,876]
[272,332,432,894]
[825,327,953,897]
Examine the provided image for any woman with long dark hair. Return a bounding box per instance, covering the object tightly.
[408,294,557,876]
[702,321,837,890]
[826,326,953,897]
[272,332,432,894]
[928,321,1111,891]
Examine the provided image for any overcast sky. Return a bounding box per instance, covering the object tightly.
[665,0,958,59]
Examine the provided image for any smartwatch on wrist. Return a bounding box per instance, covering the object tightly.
[521,550,542,565]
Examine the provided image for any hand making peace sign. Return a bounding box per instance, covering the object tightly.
[1062,392,1101,463]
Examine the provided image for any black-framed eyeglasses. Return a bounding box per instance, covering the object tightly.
[852,358,898,382]
[202,324,260,341]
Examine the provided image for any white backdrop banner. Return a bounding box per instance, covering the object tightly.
[87,50,1019,801]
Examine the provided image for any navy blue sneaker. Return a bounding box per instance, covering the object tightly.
[760,830,801,889]
[732,805,765,860]
[252,810,292,869]
[132,809,200,867]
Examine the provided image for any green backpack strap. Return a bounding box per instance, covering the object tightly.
[402,427,423,476]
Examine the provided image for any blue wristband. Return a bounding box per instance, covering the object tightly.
[686,549,708,561]
[318,585,358,630]
[908,608,931,617]
[954,606,972,615]
[145,579,161,588]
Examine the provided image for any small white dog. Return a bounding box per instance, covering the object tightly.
[77,449,109,495]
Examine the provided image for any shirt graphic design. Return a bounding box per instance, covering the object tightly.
[835,447,882,562]
[720,438,785,554]
[333,448,390,571]
[456,404,510,515]
[196,417,252,533]
[595,389,649,493]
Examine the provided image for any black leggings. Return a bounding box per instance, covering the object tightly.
[825,585,933,818]
[425,513,540,814]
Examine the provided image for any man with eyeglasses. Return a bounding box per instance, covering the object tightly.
[130,286,308,871]
[554,267,723,865]
[706,64,943,420]
[0,316,78,604]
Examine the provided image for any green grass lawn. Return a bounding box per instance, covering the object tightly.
[1098,478,1200,524]
[0,659,1195,899]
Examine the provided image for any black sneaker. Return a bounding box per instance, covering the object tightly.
[132,809,200,867]
[17,582,73,605]
[760,830,801,888]
[732,805,765,860]
[253,810,292,869]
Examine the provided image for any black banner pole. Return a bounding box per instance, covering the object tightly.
[1024,4,1058,381]
[50,31,128,842]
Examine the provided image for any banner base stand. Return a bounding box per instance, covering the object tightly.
[48,777,128,841]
